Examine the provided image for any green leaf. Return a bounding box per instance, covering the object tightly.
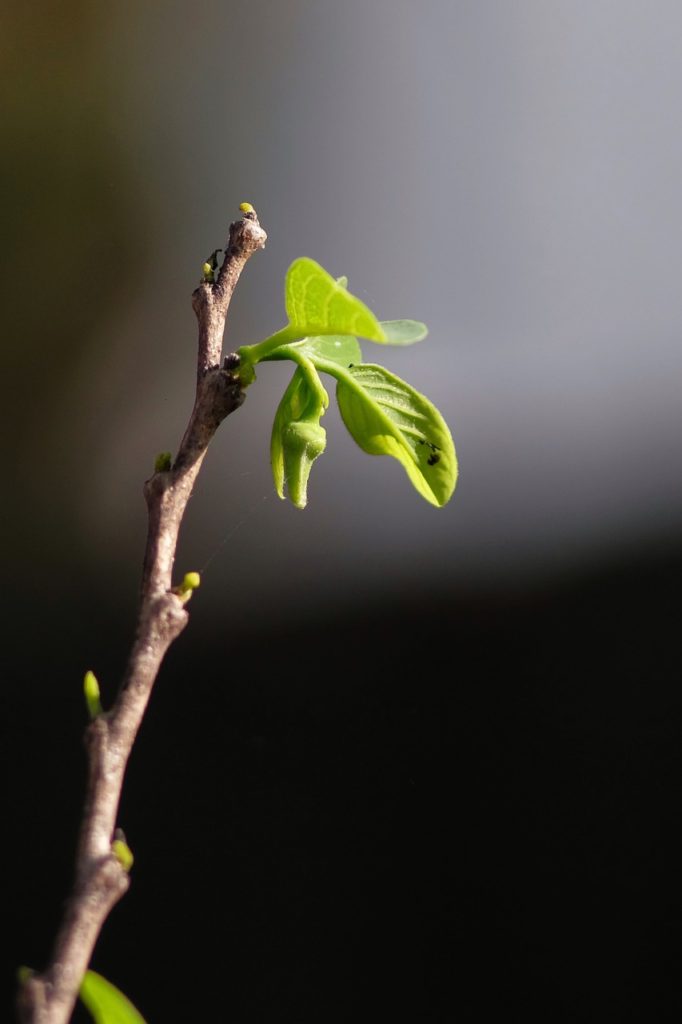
[80,971,147,1024]
[265,334,363,370]
[285,258,386,341]
[271,367,327,509]
[335,364,457,507]
[378,319,428,345]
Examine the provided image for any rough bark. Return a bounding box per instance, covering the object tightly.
[17,209,267,1024]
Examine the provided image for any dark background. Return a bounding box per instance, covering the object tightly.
[3,3,682,1021]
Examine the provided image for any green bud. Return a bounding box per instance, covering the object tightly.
[202,262,215,283]
[172,571,201,604]
[154,451,172,473]
[111,838,134,872]
[17,966,34,986]
[282,419,327,510]
[83,671,102,720]
[239,201,255,214]
[182,571,201,592]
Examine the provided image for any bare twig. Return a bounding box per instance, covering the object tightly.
[17,209,267,1024]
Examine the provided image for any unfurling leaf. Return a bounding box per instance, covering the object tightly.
[282,419,327,509]
[271,367,327,509]
[336,364,457,507]
[80,971,147,1024]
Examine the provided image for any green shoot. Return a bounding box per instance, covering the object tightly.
[83,671,102,720]
[236,258,457,509]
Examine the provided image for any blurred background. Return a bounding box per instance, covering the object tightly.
[3,1,681,1020]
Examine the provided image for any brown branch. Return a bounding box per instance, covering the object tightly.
[17,209,267,1024]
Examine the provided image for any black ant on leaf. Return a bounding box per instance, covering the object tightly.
[417,437,441,466]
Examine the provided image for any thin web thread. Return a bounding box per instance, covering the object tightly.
[199,491,271,577]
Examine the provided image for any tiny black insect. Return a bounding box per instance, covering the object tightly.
[427,453,440,466]
[417,438,441,454]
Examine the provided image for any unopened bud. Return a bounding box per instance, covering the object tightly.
[83,671,102,720]
[283,420,327,510]
[173,571,201,604]
[111,837,134,873]
[182,572,201,592]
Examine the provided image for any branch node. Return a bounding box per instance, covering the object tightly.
[191,282,212,316]
[138,592,188,643]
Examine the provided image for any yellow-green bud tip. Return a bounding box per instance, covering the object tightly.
[182,571,201,592]
[18,966,34,986]
[111,838,134,872]
[239,202,255,213]
[83,671,102,720]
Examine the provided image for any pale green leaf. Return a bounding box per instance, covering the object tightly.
[378,319,429,345]
[285,258,386,341]
[265,334,362,370]
[80,971,147,1024]
[336,364,457,507]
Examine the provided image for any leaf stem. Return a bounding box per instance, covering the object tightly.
[238,325,300,368]
[265,345,330,410]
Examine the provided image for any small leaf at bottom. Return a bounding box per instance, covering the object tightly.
[80,971,147,1024]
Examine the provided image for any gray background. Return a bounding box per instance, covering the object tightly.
[4,3,682,1021]
[5,0,682,622]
